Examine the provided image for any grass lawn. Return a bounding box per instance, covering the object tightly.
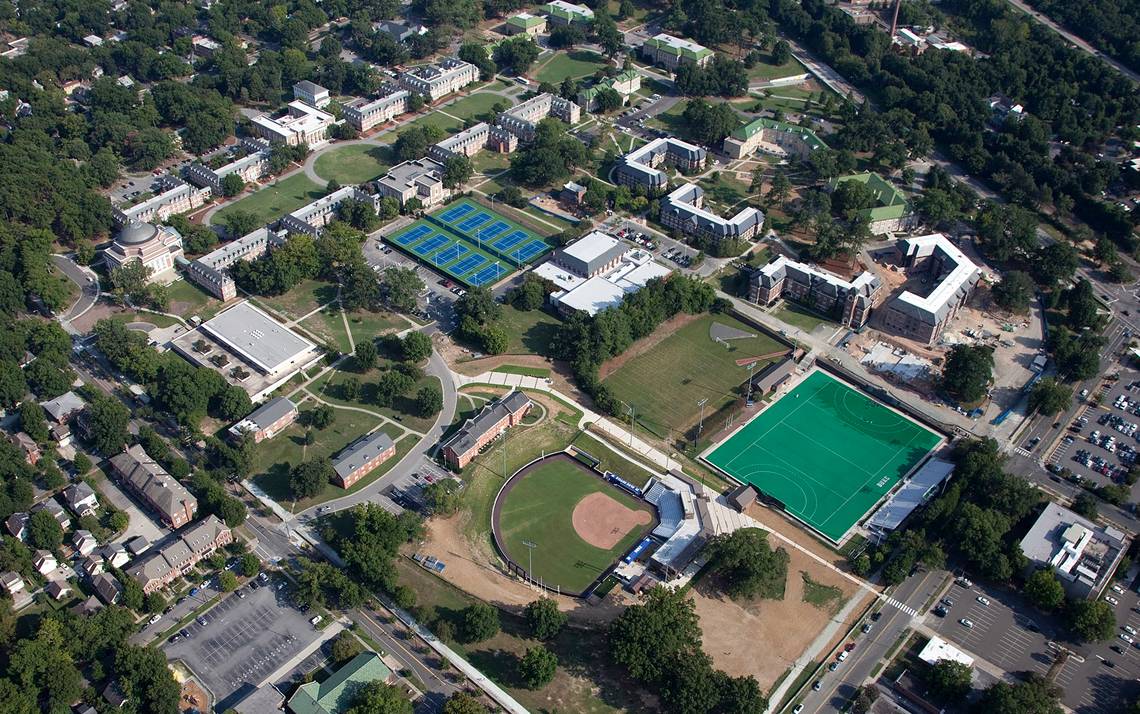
[312,144,392,184]
[299,307,352,353]
[395,559,646,713]
[166,279,223,320]
[403,111,465,135]
[308,367,442,435]
[602,313,787,437]
[443,93,505,120]
[522,205,575,231]
[344,310,406,343]
[215,173,325,227]
[470,152,512,173]
[801,572,846,612]
[491,364,550,378]
[253,279,338,320]
[497,304,563,356]
[698,173,754,211]
[534,50,609,84]
[773,302,836,333]
[497,454,654,593]
[646,99,690,134]
[252,405,387,508]
[745,52,807,81]
[50,265,78,308]
[109,311,183,329]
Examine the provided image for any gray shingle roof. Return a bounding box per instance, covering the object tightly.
[442,391,531,457]
[110,445,197,523]
[332,431,396,480]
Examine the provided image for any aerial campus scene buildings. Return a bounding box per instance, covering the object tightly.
[5,0,1140,713]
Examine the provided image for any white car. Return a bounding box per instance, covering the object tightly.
[1124,625,1137,636]
[148,613,162,625]
[976,596,990,606]
[837,651,848,662]
[309,615,323,626]
[1121,633,1134,644]
[959,618,974,629]
[1106,596,1121,606]
[1112,584,1125,595]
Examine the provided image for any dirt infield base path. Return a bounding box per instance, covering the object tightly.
[572,492,652,549]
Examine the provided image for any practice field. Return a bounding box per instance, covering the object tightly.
[705,370,942,542]
[493,454,655,594]
[385,198,554,287]
[601,313,789,437]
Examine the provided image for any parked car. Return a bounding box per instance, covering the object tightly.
[976,596,990,605]
[959,618,974,629]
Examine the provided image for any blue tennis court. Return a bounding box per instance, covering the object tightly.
[492,230,529,251]
[475,221,510,241]
[394,224,432,246]
[413,234,448,256]
[440,203,475,222]
[432,243,467,266]
[515,241,548,262]
[457,212,491,232]
[451,254,486,275]
[469,264,508,286]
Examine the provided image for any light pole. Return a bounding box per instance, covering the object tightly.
[619,400,636,446]
[696,398,708,443]
[522,540,537,582]
[746,360,757,405]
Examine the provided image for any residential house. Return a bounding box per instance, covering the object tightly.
[33,550,57,575]
[45,580,71,600]
[40,391,85,424]
[8,431,40,465]
[92,572,123,605]
[72,529,98,556]
[0,571,25,597]
[32,499,70,531]
[4,512,28,540]
[62,482,99,518]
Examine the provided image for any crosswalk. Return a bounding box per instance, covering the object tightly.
[1014,446,1032,458]
[882,596,919,617]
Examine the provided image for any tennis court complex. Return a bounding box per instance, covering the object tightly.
[386,198,554,287]
[705,369,942,542]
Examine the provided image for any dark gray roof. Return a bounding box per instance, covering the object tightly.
[109,445,197,522]
[442,391,531,457]
[332,431,396,479]
[39,391,84,422]
[235,397,296,433]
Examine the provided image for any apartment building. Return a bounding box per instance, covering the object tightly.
[542,0,594,26]
[343,87,411,132]
[182,227,287,300]
[280,186,381,236]
[660,183,762,244]
[398,58,479,101]
[185,141,271,193]
[615,137,706,189]
[112,175,210,225]
[441,391,532,469]
[251,101,335,147]
[375,158,450,208]
[496,93,580,141]
[878,234,981,345]
[293,80,331,108]
[428,122,517,163]
[640,33,713,69]
[109,445,198,528]
[750,255,882,329]
[125,515,233,593]
[723,117,828,160]
[227,397,297,443]
[331,431,397,489]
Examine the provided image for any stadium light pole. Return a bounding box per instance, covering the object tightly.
[696,398,708,442]
[522,540,537,582]
[618,400,635,447]
[746,361,756,404]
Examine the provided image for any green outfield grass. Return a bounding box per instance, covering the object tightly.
[312,144,392,184]
[215,174,325,226]
[534,50,610,84]
[602,313,787,436]
[705,370,942,542]
[497,455,653,593]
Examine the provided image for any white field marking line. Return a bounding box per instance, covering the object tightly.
[743,441,852,502]
[833,385,916,435]
[717,377,821,469]
[734,464,819,519]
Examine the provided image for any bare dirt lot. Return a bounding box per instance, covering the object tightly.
[572,491,652,549]
[692,545,864,689]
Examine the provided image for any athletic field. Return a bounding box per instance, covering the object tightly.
[493,454,654,594]
[705,370,942,542]
[386,198,553,287]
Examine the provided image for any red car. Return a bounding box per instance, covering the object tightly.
[845,642,856,652]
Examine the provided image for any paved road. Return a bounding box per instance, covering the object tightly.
[51,253,99,330]
[352,604,460,714]
[1001,0,1140,83]
[795,569,944,713]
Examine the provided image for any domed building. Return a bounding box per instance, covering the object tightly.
[104,220,184,283]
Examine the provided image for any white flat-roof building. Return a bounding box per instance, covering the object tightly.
[343,87,411,132]
[535,234,672,316]
[496,93,580,141]
[615,137,706,189]
[1020,502,1128,599]
[251,101,335,147]
[398,58,479,101]
[293,80,331,108]
[919,636,974,668]
[375,158,450,208]
[549,231,628,278]
[660,183,763,245]
[879,234,981,345]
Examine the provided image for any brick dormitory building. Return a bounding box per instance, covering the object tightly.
[331,431,397,489]
[125,515,233,594]
[441,391,532,469]
[108,445,198,528]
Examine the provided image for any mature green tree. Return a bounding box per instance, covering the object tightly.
[939,345,994,403]
[115,644,181,714]
[493,37,540,74]
[972,673,1062,714]
[927,659,973,703]
[610,586,703,684]
[7,619,84,712]
[218,571,238,592]
[375,370,415,408]
[84,394,131,455]
[356,340,379,371]
[1031,243,1079,287]
[1071,492,1099,520]
[443,155,474,189]
[851,685,879,714]
[309,404,335,430]
[1065,279,1100,330]
[18,402,50,444]
[991,270,1035,313]
[27,509,64,550]
[524,598,567,640]
[289,459,333,499]
[461,603,501,642]
[222,210,260,239]
[220,173,245,197]
[383,267,424,312]
[706,528,788,600]
[1028,378,1071,416]
[25,353,77,400]
[510,119,590,187]
[683,99,740,146]
[441,693,489,714]
[345,679,413,714]
[518,646,558,689]
[402,331,434,362]
[394,125,446,162]
[214,385,252,422]
[1067,599,1116,642]
[1024,569,1065,611]
[240,553,261,578]
[415,384,443,417]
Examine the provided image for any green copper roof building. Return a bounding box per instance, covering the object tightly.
[287,652,395,714]
[829,172,914,226]
[730,118,827,149]
[542,0,595,25]
[641,33,713,69]
[505,12,547,34]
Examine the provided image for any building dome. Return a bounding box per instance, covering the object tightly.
[118,220,159,246]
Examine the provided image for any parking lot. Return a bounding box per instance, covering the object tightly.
[1048,369,1140,497]
[383,461,457,514]
[164,576,324,710]
[930,579,1140,712]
